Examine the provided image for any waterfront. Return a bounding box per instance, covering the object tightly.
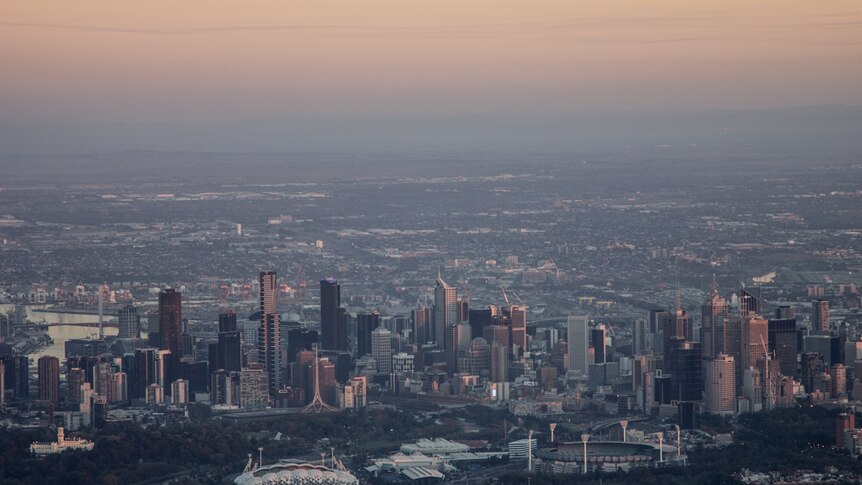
[1,304,119,361]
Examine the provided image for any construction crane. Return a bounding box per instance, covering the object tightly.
[500,286,511,307]
[510,291,525,306]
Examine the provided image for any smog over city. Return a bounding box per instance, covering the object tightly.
[1,2,861,484]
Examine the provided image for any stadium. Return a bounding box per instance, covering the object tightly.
[535,441,665,474]
[234,461,359,485]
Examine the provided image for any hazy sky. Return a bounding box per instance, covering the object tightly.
[1,1,861,153]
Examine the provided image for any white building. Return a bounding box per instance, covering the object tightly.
[371,325,392,374]
[30,427,94,455]
[392,352,414,374]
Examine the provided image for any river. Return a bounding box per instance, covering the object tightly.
[1,304,121,361]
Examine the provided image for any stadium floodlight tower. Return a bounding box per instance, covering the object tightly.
[581,433,590,474]
[675,424,681,458]
[657,433,664,463]
[620,420,628,443]
[549,423,557,444]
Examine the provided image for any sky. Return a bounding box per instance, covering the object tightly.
[1,1,861,153]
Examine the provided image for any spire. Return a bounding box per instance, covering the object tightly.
[675,277,682,315]
[300,346,337,414]
[436,266,449,288]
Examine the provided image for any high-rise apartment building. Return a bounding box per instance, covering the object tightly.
[701,282,728,360]
[258,271,281,395]
[158,289,182,381]
[117,305,140,339]
[813,299,829,335]
[567,315,588,376]
[37,356,60,404]
[434,272,457,348]
[705,354,736,416]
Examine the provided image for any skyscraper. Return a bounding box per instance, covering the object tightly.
[356,311,381,358]
[320,278,346,351]
[371,325,392,374]
[258,271,281,395]
[666,337,703,402]
[37,356,60,404]
[704,354,736,416]
[434,271,457,348]
[412,307,432,345]
[813,299,829,335]
[591,325,607,364]
[158,289,182,381]
[117,305,140,339]
[510,305,527,357]
[741,314,768,386]
[567,315,588,377]
[701,280,728,360]
[769,314,799,377]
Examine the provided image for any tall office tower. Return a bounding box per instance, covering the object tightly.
[649,309,669,354]
[286,328,317,363]
[775,305,796,320]
[666,338,703,402]
[831,364,847,398]
[117,305,140,339]
[412,307,432,345]
[804,334,837,366]
[591,325,607,364]
[510,305,527,357]
[445,323,471,373]
[741,315,768,385]
[131,349,156,399]
[68,367,86,407]
[633,318,648,356]
[356,311,381,358]
[258,271,281,395]
[701,280,728,360]
[457,299,469,324]
[371,325,392,374]
[434,272,457,348]
[801,352,824,392]
[567,315,588,376]
[93,362,114,402]
[461,338,491,375]
[723,315,742,387]
[37,356,60,404]
[214,311,241,372]
[159,289,182,381]
[320,278,346,350]
[469,306,498,340]
[217,329,242,373]
[739,287,761,315]
[0,361,4,406]
[813,299,830,335]
[483,325,510,350]
[112,371,128,403]
[491,341,509,382]
[218,311,237,332]
[704,354,736,416]
[665,307,689,356]
[2,355,29,400]
[768,314,799,377]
